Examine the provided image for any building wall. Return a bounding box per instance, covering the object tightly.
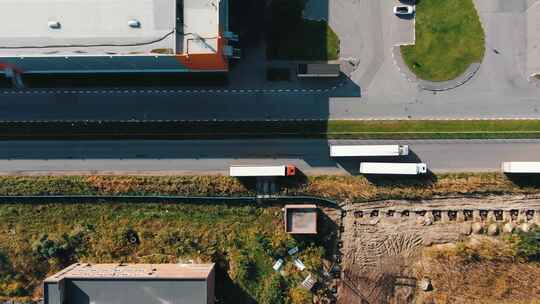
[43,282,61,304]
[45,279,208,304]
[0,56,192,74]
[207,267,216,304]
[64,279,208,304]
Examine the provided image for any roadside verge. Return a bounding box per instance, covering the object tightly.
[2,119,540,140]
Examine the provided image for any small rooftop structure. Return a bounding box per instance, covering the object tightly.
[44,263,215,304]
[284,204,318,234]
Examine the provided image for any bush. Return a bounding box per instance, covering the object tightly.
[33,228,89,266]
[516,228,540,261]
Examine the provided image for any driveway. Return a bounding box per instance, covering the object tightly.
[328,0,415,90]
[390,1,415,46]
[527,1,540,77]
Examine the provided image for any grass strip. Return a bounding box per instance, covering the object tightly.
[0,173,538,203]
[0,120,539,140]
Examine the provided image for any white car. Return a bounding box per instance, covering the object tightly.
[272,258,284,271]
[393,5,415,15]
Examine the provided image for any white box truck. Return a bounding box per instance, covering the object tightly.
[229,165,296,177]
[330,145,409,157]
[359,162,427,175]
[502,162,540,174]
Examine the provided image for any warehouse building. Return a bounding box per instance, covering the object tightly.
[0,0,237,76]
[43,263,216,304]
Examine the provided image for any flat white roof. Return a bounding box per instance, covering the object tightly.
[183,0,221,55]
[0,0,221,57]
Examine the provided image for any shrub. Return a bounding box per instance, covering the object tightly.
[516,228,540,261]
[33,228,89,266]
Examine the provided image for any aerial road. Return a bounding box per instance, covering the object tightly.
[0,139,539,175]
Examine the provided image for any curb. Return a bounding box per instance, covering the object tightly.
[392,46,482,92]
[418,63,481,91]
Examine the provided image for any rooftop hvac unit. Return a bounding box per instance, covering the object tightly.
[48,21,61,29]
[128,20,141,28]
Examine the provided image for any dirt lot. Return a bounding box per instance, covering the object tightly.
[338,195,540,303]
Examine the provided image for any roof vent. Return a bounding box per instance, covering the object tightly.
[48,21,61,29]
[128,20,141,28]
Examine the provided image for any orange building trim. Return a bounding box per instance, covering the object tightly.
[177,37,229,71]
[0,62,23,74]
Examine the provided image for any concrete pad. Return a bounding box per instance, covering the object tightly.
[527,1,540,76]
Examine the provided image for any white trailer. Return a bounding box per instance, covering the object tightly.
[229,165,296,177]
[359,162,427,175]
[330,145,409,157]
[502,162,540,174]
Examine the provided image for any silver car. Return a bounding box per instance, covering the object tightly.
[393,5,415,15]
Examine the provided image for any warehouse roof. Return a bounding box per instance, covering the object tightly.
[0,0,221,57]
[44,263,215,282]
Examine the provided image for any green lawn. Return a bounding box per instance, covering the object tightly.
[0,203,329,303]
[326,120,540,139]
[400,0,485,81]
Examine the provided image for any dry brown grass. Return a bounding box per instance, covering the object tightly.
[295,173,530,203]
[85,176,250,196]
[0,173,536,203]
[416,239,540,304]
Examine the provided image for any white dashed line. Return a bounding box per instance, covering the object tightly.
[0,80,347,96]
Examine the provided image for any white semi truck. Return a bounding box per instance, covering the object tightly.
[359,162,427,175]
[501,162,540,174]
[229,165,296,177]
[330,145,409,157]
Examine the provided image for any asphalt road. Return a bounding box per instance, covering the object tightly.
[1,139,540,175]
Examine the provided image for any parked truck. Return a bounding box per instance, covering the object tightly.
[359,162,427,175]
[502,162,540,174]
[330,145,409,157]
[229,165,296,177]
